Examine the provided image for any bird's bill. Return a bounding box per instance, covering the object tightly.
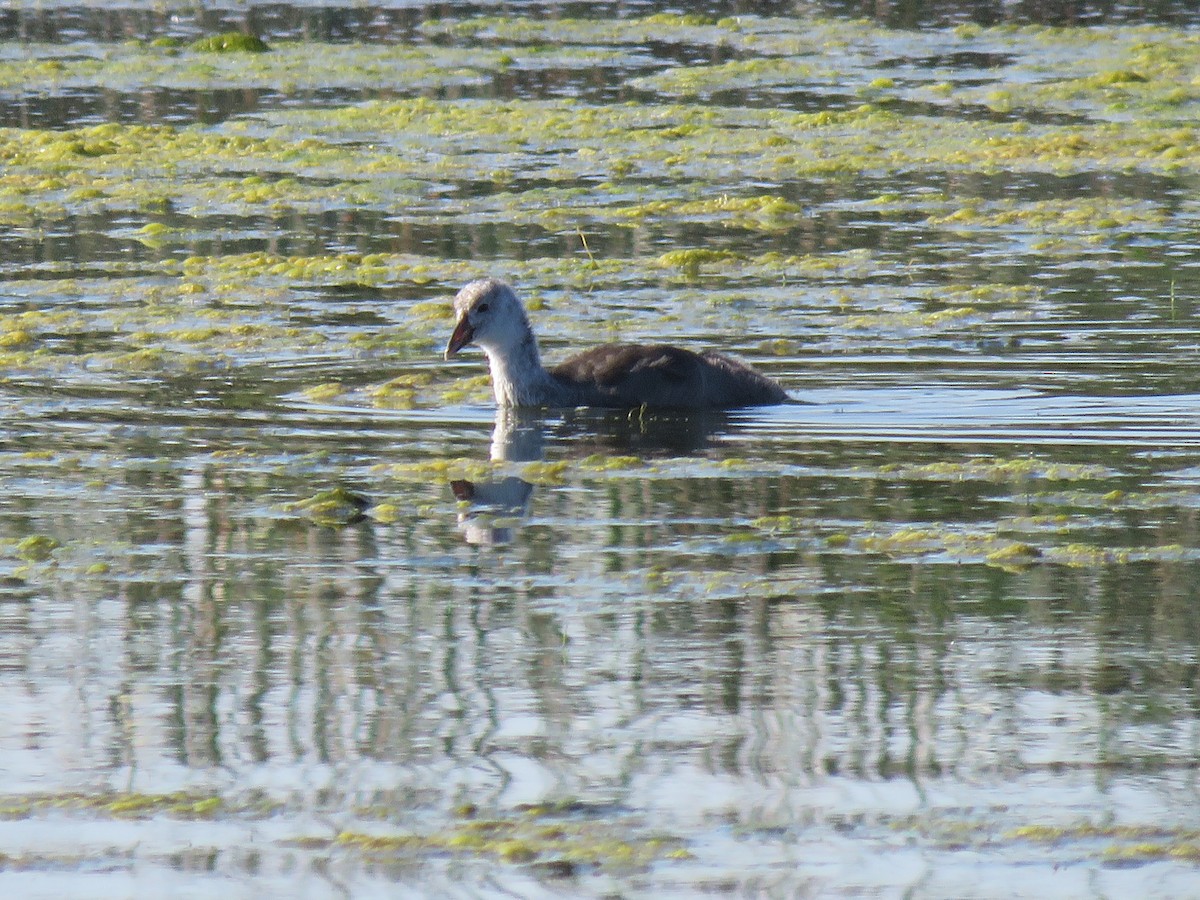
[445,317,475,359]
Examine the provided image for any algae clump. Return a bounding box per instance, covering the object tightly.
[289,487,371,527]
[190,33,271,53]
[16,535,60,562]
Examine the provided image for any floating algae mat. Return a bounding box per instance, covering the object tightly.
[0,7,1199,898]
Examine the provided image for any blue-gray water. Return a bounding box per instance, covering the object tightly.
[1,3,1199,897]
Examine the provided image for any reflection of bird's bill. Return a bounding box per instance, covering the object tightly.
[452,475,534,546]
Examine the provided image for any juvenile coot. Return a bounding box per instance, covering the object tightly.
[444,278,787,410]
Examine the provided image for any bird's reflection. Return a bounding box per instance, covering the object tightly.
[451,408,543,545]
[451,406,742,545]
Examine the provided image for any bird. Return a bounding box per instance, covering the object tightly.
[443,278,787,409]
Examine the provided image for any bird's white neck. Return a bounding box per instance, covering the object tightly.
[482,330,558,407]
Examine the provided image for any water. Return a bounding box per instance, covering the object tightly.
[1,3,1200,897]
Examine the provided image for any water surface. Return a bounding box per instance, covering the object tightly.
[1,3,1199,897]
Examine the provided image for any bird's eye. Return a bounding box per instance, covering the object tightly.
[478,303,490,313]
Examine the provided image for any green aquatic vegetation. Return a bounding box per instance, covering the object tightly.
[1043,542,1131,567]
[3,84,1158,241]
[0,328,34,349]
[15,534,59,562]
[106,794,220,817]
[190,33,271,53]
[0,19,1197,242]
[0,40,516,96]
[380,455,644,488]
[894,814,1200,867]
[577,454,644,472]
[1008,822,1200,842]
[418,13,733,46]
[441,373,494,404]
[656,249,746,278]
[381,457,498,484]
[520,461,570,485]
[995,513,1072,533]
[983,542,1043,569]
[0,791,229,820]
[926,197,1168,233]
[873,456,1113,482]
[842,305,980,332]
[618,194,802,231]
[270,95,898,187]
[751,514,808,533]
[1103,842,1200,863]
[366,373,434,409]
[935,283,1045,307]
[859,526,984,557]
[964,123,1200,175]
[287,487,370,528]
[368,503,401,524]
[301,382,345,402]
[407,299,455,322]
[1008,821,1200,865]
[169,251,459,292]
[974,32,1200,120]
[854,522,1191,569]
[630,57,819,96]
[327,803,690,870]
[0,123,420,223]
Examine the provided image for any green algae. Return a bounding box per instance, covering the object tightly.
[440,373,494,405]
[379,454,649,488]
[842,305,980,332]
[521,461,570,484]
[578,454,643,471]
[983,541,1043,569]
[367,373,434,409]
[417,13,734,46]
[656,248,747,279]
[288,486,370,527]
[190,33,271,54]
[874,457,1113,482]
[796,511,1195,569]
[15,534,59,562]
[0,14,1196,894]
[1005,821,1200,866]
[0,791,229,820]
[0,19,1197,225]
[381,458,499,485]
[329,804,689,871]
[618,194,802,230]
[0,40,511,96]
[926,197,1169,233]
[368,503,401,524]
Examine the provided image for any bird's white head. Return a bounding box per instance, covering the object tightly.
[444,278,530,361]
